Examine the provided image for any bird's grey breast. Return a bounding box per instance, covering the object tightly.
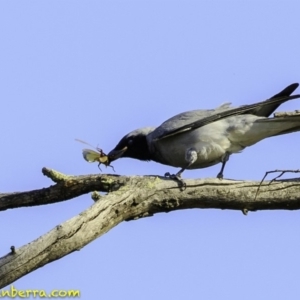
[147,105,235,168]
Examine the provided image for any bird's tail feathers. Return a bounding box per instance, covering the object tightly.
[255,114,300,137]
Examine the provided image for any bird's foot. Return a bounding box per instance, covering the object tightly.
[217,172,224,180]
[164,172,186,190]
[164,172,181,180]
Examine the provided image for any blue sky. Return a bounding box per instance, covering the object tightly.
[1,1,300,299]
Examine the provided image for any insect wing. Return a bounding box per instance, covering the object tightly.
[82,149,101,163]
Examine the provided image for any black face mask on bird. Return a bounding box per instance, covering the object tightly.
[108,127,155,162]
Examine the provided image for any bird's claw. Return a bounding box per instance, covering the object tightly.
[164,172,182,180]
[217,172,224,180]
[164,172,186,190]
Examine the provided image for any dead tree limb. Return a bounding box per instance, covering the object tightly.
[1,167,300,288]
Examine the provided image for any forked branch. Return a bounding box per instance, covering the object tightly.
[1,168,300,288]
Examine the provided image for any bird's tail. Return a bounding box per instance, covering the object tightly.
[235,113,300,148]
[256,113,300,137]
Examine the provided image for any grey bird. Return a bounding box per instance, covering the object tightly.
[108,83,300,180]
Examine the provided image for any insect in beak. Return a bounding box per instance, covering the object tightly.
[108,146,128,161]
[75,139,115,172]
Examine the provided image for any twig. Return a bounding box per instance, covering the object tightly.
[255,169,300,200]
[42,167,70,182]
[273,110,300,117]
[10,246,15,254]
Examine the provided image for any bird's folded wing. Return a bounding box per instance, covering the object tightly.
[154,92,300,141]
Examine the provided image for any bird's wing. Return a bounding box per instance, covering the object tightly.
[246,83,299,117]
[153,84,300,141]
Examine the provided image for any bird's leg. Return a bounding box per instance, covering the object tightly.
[165,148,197,187]
[217,152,230,179]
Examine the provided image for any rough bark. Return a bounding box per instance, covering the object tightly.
[0,167,300,288]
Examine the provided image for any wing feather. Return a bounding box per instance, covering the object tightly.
[153,89,300,141]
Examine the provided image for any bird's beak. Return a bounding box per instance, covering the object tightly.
[108,146,128,161]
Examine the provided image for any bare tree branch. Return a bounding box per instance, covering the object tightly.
[0,168,125,211]
[1,167,300,288]
[255,169,300,199]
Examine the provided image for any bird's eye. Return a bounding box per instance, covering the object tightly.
[128,139,133,146]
